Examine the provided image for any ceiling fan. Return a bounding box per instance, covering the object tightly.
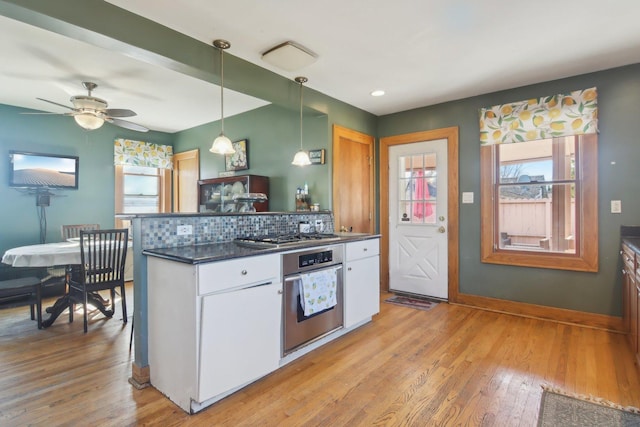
[27,81,149,132]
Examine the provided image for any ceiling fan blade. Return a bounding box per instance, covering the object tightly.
[105,108,137,117]
[20,111,62,115]
[36,97,76,111]
[106,117,149,132]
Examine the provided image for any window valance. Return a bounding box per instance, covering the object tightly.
[479,87,598,145]
[114,138,173,169]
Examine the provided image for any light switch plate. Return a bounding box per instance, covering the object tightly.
[611,200,622,214]
[462,192,474,204]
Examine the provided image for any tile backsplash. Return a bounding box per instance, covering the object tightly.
[138,212,334,250]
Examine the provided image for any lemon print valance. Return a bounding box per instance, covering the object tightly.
[479,87,597,145]
[114,138,174,169]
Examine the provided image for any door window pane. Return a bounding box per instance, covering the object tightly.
[397,153,437,224]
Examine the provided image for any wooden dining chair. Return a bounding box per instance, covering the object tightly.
[61,224,100,240]
[68,229,128,333]
[58,224,102,318]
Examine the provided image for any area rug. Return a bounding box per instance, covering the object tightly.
[384,295,438,312]
[538,385,640,426]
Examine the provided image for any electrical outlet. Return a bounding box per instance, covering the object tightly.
[314,219,324,232]
[177,225,192,236]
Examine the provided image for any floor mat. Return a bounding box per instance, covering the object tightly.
[384,295,438,311]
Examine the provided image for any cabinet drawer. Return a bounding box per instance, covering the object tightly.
[346,239,380,261]
[197,254,280,295]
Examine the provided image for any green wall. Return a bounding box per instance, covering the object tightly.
[378,64,640,316]
[3,0,638,317]
[0,103,173,255]
[173,104,332,211]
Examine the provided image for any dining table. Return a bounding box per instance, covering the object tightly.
[2,240,133,328]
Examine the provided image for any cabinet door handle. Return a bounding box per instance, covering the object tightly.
[278,289,283,294]
[363,248,368,252]
[348,267,352,271]
[241,270,248,276]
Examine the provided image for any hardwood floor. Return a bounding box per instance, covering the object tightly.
[1,286,638,426]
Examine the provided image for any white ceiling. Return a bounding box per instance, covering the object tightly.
[0,14,269,134]
[3,1,640,133]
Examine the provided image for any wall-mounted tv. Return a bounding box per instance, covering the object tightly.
[9,151,79,189]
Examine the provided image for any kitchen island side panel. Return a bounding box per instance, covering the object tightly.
[148,257,199,412]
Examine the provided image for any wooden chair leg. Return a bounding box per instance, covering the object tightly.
[120,284,127,325]
[36,284,42,329]
[83,289,89,333]
[30,304,35,320]
[129,315,134,352]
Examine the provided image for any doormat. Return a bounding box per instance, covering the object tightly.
[538,385,640,426]
[384,295,438,312]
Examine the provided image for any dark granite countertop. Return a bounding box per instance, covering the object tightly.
[143,233,380,264]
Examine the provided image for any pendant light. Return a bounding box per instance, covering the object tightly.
[292,76,311,166]
[209,39,235,155]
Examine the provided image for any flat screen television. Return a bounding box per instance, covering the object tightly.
[9,151,79,189]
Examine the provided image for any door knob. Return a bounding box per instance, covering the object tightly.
[438,226,446,233]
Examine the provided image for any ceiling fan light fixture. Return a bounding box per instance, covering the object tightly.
[74,113,104,130]
[262,41,317,71]
[209,133,235,155]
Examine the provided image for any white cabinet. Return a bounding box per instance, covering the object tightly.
[147,253,281,413]
[198,282,281,401]
[344,238,380,328]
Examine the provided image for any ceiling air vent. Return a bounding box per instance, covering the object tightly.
[261,41,317,71]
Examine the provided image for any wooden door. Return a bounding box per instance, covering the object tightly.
[173,149,199,213]
[332,125,374,233]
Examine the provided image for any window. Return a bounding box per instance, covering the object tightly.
[481,134,598,271]
[115,165,171,226]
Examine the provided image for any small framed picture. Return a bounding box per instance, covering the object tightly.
[225,139,249,171]
[309,149,325,165]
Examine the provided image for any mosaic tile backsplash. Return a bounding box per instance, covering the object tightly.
[138,212,335,250]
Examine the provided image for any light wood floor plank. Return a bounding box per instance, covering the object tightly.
[0,287,639,426]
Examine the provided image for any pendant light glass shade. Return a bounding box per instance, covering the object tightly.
[292,149,311,166]
[209,39,236,155]
[292,76,311,166]
[210,133,235,154]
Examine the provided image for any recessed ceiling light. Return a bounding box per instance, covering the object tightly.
[370,90,385,97]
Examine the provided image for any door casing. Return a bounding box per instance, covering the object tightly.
[380,127,459,301]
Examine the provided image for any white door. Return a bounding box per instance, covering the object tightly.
[389,139,448,299]
[198,282,282,401]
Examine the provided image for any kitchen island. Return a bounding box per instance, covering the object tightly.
[144,231,380,413]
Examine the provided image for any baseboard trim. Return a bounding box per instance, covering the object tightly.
[130,362,150,389]
[451,292,624,333]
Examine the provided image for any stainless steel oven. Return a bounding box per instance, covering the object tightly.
[282,245,343,356]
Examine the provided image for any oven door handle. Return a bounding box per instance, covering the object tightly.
[284,275,303,283]
[284,266,343,284]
